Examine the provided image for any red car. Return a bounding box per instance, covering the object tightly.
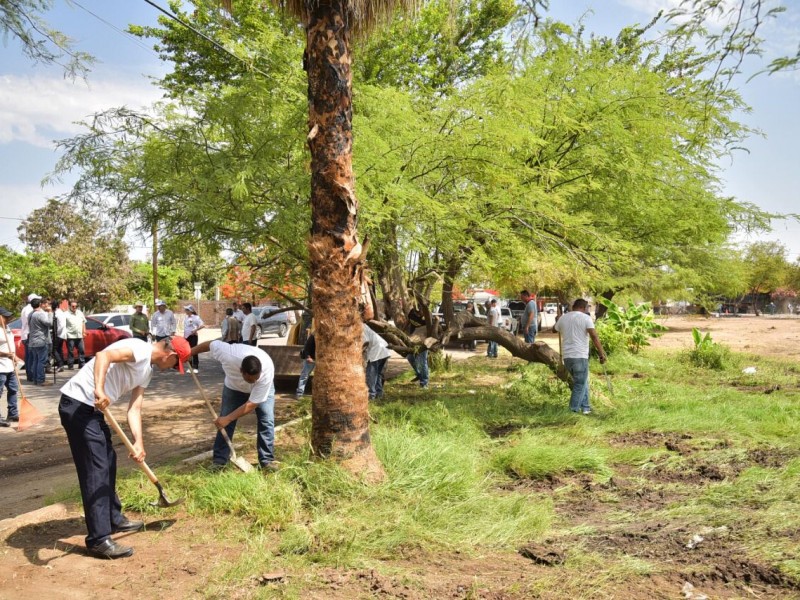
[8,316,132,362]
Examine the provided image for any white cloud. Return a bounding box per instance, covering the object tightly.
[0,73,163,148]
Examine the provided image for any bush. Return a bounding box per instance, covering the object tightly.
[593,320,627,357]
[597,298,666,353]
[688,328,729,369]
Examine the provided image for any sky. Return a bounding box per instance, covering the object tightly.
[0,0,798,261]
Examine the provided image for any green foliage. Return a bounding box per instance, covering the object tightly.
[0,0,94,79]
[593,320,627,357]
[688,328,730,370]
[598,297,666,353]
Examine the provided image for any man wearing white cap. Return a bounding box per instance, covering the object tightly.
[150,300,176,342]
[20,293,40,381]
[183,305,205,373]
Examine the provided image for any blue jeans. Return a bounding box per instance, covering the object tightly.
[296,360,315,396]
[213,383,275,467]
[66,338,85,368]
[366,358,388,399]
[405,350,429,387]
[27,344,48,384]
[524,327,537,344]
[487,341,498,358]
[564,358,590,412]
[0,371,19,418]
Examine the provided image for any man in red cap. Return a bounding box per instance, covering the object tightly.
[58,336,191,559]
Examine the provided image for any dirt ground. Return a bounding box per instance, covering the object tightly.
[1,317,799,599]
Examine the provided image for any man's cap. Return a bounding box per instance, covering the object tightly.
[27,293,41,302]
[184,304,195,313]
[0,306,13,318]
[134,301,144,307]
[169,336,192,374]
[155,299,166,306]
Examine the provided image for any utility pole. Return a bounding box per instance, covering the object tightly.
[152,223,159,305]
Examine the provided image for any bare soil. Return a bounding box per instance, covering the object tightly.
[2,317,799,599]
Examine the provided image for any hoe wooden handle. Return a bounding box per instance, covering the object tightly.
[102,407,159,484]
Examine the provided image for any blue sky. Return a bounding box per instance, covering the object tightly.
[0,0,798,262]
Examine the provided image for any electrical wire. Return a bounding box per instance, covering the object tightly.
[141,0,268,77]
[71,0,162,60]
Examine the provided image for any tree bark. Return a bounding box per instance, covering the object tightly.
[305,0,383,482]
[594,289,616,320]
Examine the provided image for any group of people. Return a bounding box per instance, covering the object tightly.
[17,294,90,386]
[57,327,278,559]
[2,289,608,561]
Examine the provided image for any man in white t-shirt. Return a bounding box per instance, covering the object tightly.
[554,298,607,415]
[241,302,259,346]
[58,336,191,559]
[363,323,391,400]
[486,298,501,358]
[191,339,277,471]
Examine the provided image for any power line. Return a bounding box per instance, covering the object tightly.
[141,0,268,77]
[71,0,162,60]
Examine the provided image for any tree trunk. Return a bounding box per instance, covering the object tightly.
[594,289,616,320]
[305,0,383,481]
[377,222,409,328]
[444,312,569,382]
[441,256,461,327]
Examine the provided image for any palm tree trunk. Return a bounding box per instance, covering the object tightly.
[305,0,383,481]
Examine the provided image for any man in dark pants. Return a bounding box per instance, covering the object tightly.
[58,336,191,559]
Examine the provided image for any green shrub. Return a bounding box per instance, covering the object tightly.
[593,320,627,357]
[688,328,729,369]
[597,298,666,353]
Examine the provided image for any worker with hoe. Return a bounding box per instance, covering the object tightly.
[58,336,192,559]
[190,339,278,472]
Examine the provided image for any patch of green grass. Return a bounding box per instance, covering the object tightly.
[491,431,610,480]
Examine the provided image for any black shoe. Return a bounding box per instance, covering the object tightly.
[87,538,134,559]
[112,517,145,533]
[0,418,9,427]
[410,376,420,382]
[258,461,281,473]
[7,415,19,422]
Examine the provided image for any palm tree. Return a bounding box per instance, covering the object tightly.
[225,0,417,479]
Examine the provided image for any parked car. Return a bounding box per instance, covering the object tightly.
[252,305,292,338]
[8,316,132,363]
[433,301,489,327]
[544,303,558,314]
[499,307,518,334]
[89,312,133,334]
